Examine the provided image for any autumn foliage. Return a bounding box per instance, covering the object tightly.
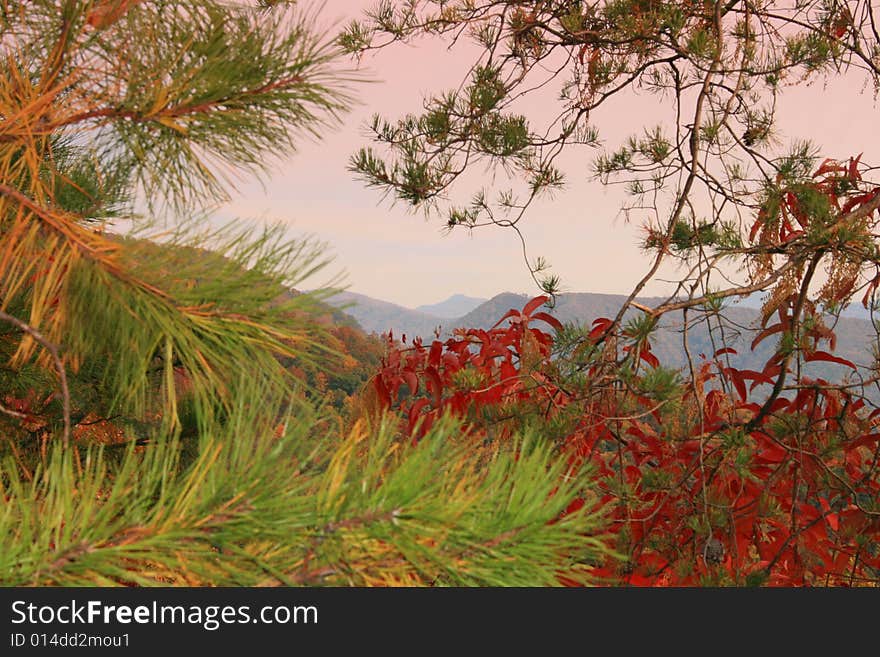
[373,159,880,587]
[374,293,880,586]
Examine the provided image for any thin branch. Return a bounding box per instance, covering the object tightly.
[0,310,71,446]
[0,400,30,420]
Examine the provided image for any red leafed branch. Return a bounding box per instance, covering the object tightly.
[372,289,880,587]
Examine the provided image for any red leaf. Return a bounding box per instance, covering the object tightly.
[529,328,554,350]
[424,367,443,406]
[738,369,776,389]
[402,369,419,395]
[754,441,787,465]
[812,158,845,179]
[639,350,660,368]
[477,343,510,362]
[564,497,585,515]
[752,323,784,350]
[374,376,391,408]
[818,497,839,532]
[714,347,737,357]
[624,573,657,587]
[530,311,563,332]
[500,360,518,381]
[724,368,748,402]
[761,362,782,380]
[87,0,144,29]
[762,397,789,415]
[749,217,763,243]
[705,389,724,418]
[428,341,443,368]
[624,465,641,483]
[841,188,880,215]
[862,273,880,309]
[850,433,880,449]
[407,398,430,432]
[848,153,863,181]
[441,352,460,371]
[491,309,521,329]
[589,317,613,341]
[804,350,856,370]
[522,295,550,317]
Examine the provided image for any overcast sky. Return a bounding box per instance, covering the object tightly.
[216,0,880,309]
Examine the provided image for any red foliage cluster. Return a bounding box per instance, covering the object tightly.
[373,295,880,586]
[373,296,562,440]
[750,155,877,246]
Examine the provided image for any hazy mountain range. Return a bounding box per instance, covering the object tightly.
[415,294,487,318]
[327,290,878,383]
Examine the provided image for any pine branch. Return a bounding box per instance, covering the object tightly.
[0,410,612,587]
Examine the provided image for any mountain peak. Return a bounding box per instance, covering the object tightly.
[415,294,487,319]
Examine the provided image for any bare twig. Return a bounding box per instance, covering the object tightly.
[0,310,71,446]
[0,399,30,420]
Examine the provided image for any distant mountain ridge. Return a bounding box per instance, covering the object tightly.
[416,294,487,318]
[327,291,444,339]
[326,289,877,384]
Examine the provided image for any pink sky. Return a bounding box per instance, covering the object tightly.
[218,1,880,308]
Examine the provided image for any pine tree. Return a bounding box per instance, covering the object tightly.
[0,1,612,586]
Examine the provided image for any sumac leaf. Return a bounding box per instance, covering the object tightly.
[804,350,856,369]
[531,311,562,331]
[522,295,550,317]
[424,366,443,406]
[752,323,784,350]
